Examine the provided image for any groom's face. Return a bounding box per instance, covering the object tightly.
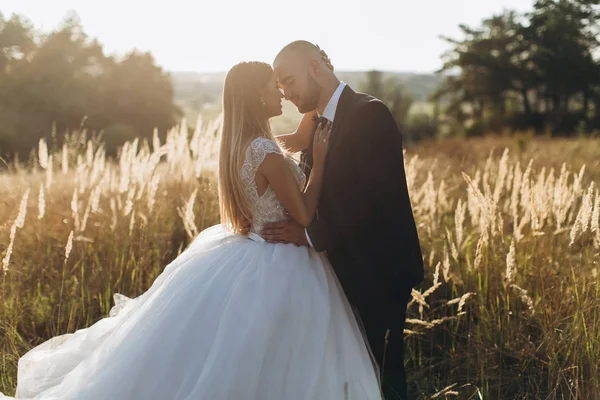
[275,60,320,114]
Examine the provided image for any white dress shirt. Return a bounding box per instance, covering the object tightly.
[305,81,346,247]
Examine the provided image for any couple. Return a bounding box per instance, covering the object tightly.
[1,41,423,400]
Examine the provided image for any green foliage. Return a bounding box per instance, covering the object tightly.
[0,11,181,159]
[436,0,600,136]
[405,113,438,142]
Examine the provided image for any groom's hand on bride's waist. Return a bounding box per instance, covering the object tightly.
[262,221,309,246]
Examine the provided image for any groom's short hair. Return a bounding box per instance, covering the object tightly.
[275,40,321,63]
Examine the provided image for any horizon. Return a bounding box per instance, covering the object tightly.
[4,0,535,74]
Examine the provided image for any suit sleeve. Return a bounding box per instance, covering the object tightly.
[307,100,404,252]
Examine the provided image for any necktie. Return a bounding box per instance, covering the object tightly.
[312,115,330,126]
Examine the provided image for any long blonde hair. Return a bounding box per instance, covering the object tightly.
[218,62,280,233]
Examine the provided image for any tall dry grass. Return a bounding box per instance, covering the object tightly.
[0,122,598,399]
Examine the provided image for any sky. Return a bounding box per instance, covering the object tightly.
[3,0,535,73]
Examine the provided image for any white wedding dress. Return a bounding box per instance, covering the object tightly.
[1,138,382,400]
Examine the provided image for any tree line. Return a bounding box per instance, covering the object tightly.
[358,0,599,140]
[0,11,181,160]
[434,0,600,136]
[2,1,598,162]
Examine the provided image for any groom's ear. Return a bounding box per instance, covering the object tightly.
[308,59,321,76]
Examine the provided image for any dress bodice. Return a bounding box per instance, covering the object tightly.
[240,137,306,234]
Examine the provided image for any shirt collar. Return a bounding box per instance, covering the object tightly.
[318,81,346,122]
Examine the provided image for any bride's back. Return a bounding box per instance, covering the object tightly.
[241,137,306,234]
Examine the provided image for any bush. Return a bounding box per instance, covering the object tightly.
[101,124,138,156]
[405,113,438,142]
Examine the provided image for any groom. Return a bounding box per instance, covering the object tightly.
[263,41,424,399]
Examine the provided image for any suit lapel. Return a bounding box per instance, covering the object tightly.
[302,85,355,180]
[324,85,355,165]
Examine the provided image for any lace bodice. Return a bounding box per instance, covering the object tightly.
[241,137,306,234]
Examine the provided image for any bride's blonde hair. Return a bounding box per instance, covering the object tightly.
[218,62,280,234]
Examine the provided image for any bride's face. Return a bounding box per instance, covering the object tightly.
[260,73,284,118]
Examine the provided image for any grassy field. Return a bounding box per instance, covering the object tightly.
[1,122,599,399]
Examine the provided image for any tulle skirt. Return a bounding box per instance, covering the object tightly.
[1,225,382,399]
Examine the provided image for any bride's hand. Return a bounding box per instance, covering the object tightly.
[312,120,332,169]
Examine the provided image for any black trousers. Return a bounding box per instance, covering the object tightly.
[355,289,412,400]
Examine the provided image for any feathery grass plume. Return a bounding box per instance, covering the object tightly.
[473,228,489,270]
[418,170,438,234]
[446,228,459,262]
[38,183,45,220]
[519,159,533,221]
[570,182,595,245]
[410,289,429,319]
[592,190,600,249]
[46,154,54,190]
[404,154,420,193]
[457,292,475,313]
[428,248,435,269]
[90,185,102,214]
[64,230,74,263]
[466,170,482,227]
[462,171,488,231]
[431,316,461,325]
[79,192,93,232]
[86,140,94,168]
[430,383,459,399]
[505,239,516,283]
[137,211,148,229]
[147,174,160,213]
[135,182,146,201]
[482,150,494,196]
[573,164,586,197]
[436,179,450,214]
[123,185,136,216]
[76,155,89,194]
[178,188,199,239]
[190,116,204,159]
[454,198,466,248]
[406,318,435,328]
[422,282,442,299]
[433,261,441,287]
[442,244,451,281]
[89,147,106,185]
[492,148,510,206]
[114,192,123,211]
[110,196,118,232]
[539,167,555,229]
[119,142,132,193]
[38,138,48,169]
[62,143,69,174]
[510,161,523,238]
[129,210,136,236]
[446,292,476,313]
[15,188,31,229]
[553,163,570,231]
[71,187,80,231]
[510,284,535,316]
[2,223,17,273]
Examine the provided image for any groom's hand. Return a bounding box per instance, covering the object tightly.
[262,221,309,246]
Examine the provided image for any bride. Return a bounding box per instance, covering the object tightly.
[1,61,382,399]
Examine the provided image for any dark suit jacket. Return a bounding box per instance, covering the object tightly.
[303,85,424,323]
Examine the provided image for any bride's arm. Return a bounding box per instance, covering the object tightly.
[276,110,317,153]
[257,121,331,227]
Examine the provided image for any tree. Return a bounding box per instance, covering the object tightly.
[360,70,413,131]
[0,9,182,159]
[98,51,181,154]
[435,1,600,135]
